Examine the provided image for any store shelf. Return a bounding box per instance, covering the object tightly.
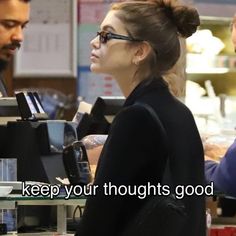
[200,16,232,25]
[186,67,236,74]
[186,53,236,74]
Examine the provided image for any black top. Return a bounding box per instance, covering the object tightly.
[75,77,205,236]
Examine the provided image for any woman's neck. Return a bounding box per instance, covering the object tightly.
[114,73,152,97]
[115,78,138,98]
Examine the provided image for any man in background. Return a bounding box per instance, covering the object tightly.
[205,14,236,198]
[231,15,236,52]
[0,0,30,96]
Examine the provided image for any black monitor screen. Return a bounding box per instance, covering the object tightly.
[15,92,49,121]
[91,96,125,118]
[76,96,125,139]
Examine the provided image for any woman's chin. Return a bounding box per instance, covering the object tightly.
[90,64,102,73]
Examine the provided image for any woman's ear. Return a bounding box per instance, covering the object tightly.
[133,42,152,64]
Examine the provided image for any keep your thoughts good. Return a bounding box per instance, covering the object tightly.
[21,181,214,200]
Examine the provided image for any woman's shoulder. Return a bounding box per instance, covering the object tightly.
[116,103,157,123]
[111,103,165,137]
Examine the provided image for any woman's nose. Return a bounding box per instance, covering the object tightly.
[90,35,100,49]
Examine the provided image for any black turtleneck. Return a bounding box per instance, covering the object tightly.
[76,76,205,236]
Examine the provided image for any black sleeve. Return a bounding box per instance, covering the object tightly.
[75,105,167,236]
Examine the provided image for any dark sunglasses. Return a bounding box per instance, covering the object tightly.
[96,31,143,45]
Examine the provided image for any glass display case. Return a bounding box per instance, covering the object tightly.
[187,16,236,96]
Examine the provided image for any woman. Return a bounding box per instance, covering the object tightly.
[75,0,205,235]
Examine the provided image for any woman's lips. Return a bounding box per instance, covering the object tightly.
[90,53,99,61]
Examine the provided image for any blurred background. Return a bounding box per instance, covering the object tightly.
[2,0,236,129]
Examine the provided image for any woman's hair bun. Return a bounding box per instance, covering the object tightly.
[172,5,200,38]
[151,0,200,38]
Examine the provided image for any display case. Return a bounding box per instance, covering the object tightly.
[187,16,236,96]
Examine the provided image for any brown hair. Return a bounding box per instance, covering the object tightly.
[163,37,186,97]
[111,0,199,78]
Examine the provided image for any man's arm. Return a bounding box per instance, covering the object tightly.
[205,140,236,197]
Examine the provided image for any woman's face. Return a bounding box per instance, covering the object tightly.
[90,10,137,77]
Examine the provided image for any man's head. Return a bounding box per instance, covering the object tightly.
[231,15,236,53]
[0,0,30,72]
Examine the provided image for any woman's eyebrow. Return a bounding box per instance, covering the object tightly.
[101,25,116,32]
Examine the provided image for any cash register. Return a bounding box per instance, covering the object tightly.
[0,92,79,232]
[0,92,77,184]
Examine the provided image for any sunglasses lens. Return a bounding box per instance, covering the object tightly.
[100,32,107,43]
[97,31,109,43]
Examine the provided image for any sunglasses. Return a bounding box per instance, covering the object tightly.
[96,31,143,46]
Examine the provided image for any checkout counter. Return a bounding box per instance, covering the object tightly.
[0,95,125,184]
[0,120,77,183]
[0,96,77,183]
[0,95,124,233]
